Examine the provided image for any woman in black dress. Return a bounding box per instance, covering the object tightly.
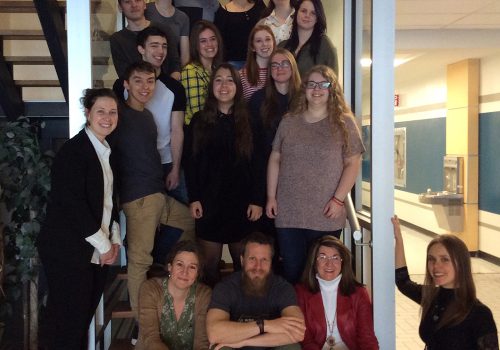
[393,215,498,350]
[184,63,265,286]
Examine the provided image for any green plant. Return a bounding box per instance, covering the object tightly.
[0,117,52,321]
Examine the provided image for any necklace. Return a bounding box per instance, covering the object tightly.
[323,311,337,350]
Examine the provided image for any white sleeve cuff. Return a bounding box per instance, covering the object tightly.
[110,221,122,245]
[85,229,112,254]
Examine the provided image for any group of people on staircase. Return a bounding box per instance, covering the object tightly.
[36,0,498,349]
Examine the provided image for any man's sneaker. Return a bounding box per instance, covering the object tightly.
[131,323,139,346]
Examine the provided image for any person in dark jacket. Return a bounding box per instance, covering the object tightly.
[184,63,265,286]
[38,88,121,350]
[393,215,498,350]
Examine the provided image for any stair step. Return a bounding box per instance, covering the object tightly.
[0,29,44,40]
[112,301,134,319]
[0,1,40,13]
[5,55,109,65]
[16,79,59,87]
[0,0,101,13]
[109,339,135,350]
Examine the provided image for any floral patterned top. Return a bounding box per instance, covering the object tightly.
[159,278,197,350]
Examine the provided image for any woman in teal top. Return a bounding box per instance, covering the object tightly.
[136,240,212,350]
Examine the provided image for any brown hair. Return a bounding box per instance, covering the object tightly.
[240,232,275,258]
[289,65,354,151]
[300,235,362,295]
[192,63,253,159]
[260,48,301,129]
[421,235,476,329]
[165,240,205,280]
[189,20,223,69]
[123,61,156,81]
[244,25,276,86]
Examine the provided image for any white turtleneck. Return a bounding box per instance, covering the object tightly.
[317,274,348,349]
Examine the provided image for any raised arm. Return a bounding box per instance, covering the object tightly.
[392,215,407,268]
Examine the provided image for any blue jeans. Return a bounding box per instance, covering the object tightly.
[276,227,342,284]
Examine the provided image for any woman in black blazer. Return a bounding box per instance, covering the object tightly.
[38,88,121,350]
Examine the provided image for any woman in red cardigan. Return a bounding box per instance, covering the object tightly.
[295,235,379,350]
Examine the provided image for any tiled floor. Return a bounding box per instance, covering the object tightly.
[396,225,500,349]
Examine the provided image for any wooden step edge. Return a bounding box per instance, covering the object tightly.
[0,30,44,40]
[0,0,102,13]
[112,301,134,319]
[15,80,60,87]
[5,56,109,65]
[0,1,37,13]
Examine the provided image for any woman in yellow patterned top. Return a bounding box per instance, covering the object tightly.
[181,20,223,125]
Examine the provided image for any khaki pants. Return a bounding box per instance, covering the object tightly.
[123,192,194,318]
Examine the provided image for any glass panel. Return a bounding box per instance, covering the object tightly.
[91,0,119,88]
[324,0,344,84]
[360,0,372,212]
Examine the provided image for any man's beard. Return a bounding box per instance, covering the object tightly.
[241,270,271,297]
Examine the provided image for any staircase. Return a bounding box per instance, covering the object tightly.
[0,0,117,121]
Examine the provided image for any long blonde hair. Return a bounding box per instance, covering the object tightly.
[288,65,353,150]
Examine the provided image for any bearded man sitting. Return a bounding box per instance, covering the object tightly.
[206,232,305,350]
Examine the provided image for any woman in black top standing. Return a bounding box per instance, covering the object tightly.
[393,215,498,350]
[214,0,266,69]
[184,63,265,286]
[38,89,121,349]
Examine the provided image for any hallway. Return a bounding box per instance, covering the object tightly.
[395,224,500,349]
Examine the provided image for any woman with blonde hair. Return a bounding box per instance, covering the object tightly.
[239,24,276,100]
[393,216,498,349]
[266,65,364,283]
[296,235,379,349]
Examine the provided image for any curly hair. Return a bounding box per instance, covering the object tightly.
[288,65,354,150]
[421,235,476,329]
[192,63,253,159]
[244,25,276,86]
[260,48,301,129]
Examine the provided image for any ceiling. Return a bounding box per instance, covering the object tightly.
[385,0,500,84]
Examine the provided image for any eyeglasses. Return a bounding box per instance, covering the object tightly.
[270,60,291,69]
[316,254,342,264]
[305,81,332,90]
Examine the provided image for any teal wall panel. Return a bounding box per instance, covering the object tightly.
[479,111,500,214]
